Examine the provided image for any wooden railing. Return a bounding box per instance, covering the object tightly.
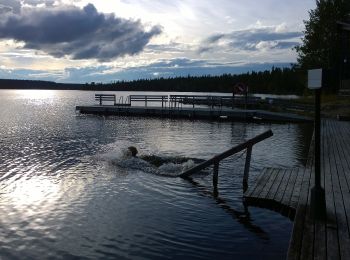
[179,130,273,192]
[95,94,116,105]
[129,95,168,108]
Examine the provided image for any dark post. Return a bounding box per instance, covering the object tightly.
[311,88,325,219]
[213,161,219,188]
[243,145,252,193]
[232,92,235,109]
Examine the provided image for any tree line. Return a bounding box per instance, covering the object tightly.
[99,66,305,94]
[0,66,306,94]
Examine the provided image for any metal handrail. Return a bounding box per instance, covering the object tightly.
[179,130,273,191]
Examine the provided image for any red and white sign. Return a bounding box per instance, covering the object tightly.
[233,83,248,94]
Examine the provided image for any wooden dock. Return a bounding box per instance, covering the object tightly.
[76,105,311,123]
[76,94,311,123]
[244,119,350,259]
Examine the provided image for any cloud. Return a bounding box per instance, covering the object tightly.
[73,58,292,83]
[0,57,293,83]
[0,3,162,61]
[0,0,21,14]
[198,26,302,53]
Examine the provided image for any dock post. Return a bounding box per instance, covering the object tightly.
[213,161,219,187]
[243,145,252,192]
[311,88,326,219]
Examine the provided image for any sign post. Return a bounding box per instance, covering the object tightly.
[308,69,326,219]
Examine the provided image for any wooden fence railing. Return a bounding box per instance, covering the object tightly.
[179,130,273,192]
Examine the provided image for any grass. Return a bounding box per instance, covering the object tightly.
[294,94,350,118]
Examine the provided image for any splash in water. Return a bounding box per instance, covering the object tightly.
[95,147,204,177]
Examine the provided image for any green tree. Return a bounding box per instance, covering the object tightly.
[295,0,350,70]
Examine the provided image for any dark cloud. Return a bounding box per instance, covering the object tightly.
[0,3,162,61]
[199,27,302,53]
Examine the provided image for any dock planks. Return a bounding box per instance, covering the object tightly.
[76,105,311,123]
[244,119,350,260]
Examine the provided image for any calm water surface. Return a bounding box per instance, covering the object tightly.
[0,90,312,259]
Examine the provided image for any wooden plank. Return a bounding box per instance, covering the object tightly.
[274,168,292,205]
[327,120,350,260]
[281,168,299,211]
[290,168,304,209]
[282,169,298,206]
[244,167,269,197]
[249,168,276,198]
[266,168,286,201]
[299,161,315,260]
[323,120,339,260]
[313,120,326,260]
[335,121,350,192]
[258,167,280,199]
[287,165,312,260]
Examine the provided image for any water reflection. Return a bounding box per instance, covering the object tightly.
[0,89,310,259]
[185,176,270,240]
[10,89,58,100]
[5,177,59,207]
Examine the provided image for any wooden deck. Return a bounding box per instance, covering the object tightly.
[244,119,350,260]
[76,105,311,123]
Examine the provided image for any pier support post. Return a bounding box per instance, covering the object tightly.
[311,88,326,219]
[243,145,252,192]
[213,161,219,188]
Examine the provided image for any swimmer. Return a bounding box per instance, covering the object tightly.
[127,146,138,157]
[127,146,204,167]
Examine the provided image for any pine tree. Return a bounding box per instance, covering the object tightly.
[295,0,350,70]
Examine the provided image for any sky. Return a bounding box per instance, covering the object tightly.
[0,0,316,83]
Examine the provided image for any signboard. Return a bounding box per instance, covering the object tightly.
[233,82,247,94]
[308,69,322,89]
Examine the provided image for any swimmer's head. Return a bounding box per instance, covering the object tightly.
[128,146,138,157]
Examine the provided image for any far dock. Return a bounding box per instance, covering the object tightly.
[76,94,311,123]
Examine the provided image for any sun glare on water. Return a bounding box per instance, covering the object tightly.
[6,177,60,208]
[16,90,58,100]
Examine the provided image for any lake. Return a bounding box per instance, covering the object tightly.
[0,90,312,259]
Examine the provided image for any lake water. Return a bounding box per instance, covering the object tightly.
[0,90,312,259]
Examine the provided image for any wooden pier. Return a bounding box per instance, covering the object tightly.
[244,119,350,260]
[76,94,311,123]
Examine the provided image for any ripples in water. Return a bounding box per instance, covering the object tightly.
[0,90,313,259]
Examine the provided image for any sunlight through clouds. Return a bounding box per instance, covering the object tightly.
[0,0,316,82]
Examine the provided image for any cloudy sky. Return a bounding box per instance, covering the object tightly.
[0,0,315,83]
